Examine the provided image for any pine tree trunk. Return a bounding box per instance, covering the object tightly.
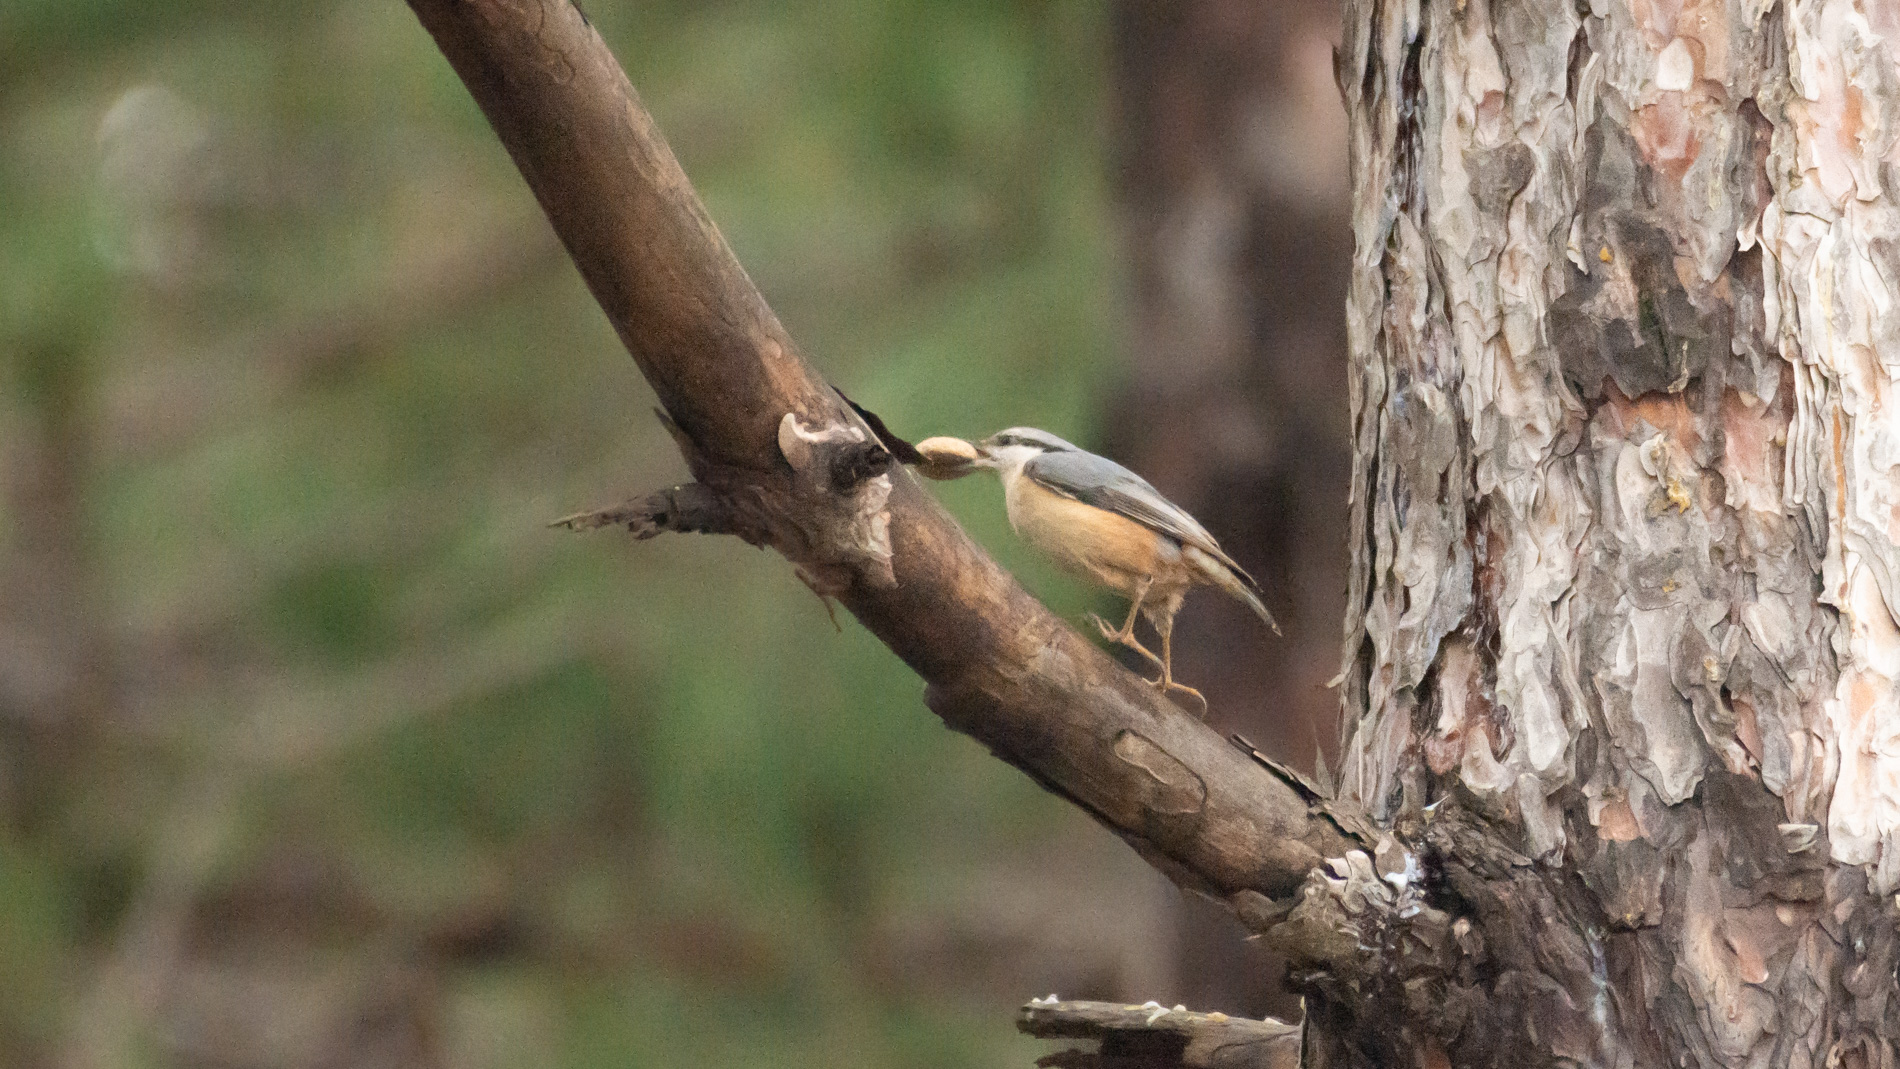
[1331,0,1900,1063]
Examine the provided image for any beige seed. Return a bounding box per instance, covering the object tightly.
[914,435,982,480]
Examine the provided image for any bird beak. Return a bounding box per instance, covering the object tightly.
[913,436,985,480]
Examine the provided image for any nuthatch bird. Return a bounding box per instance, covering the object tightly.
[914,428,1278,710]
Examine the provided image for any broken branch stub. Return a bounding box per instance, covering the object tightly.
[1017,999,1302,1069]
[554,409,900,595]
[550,484,735,540]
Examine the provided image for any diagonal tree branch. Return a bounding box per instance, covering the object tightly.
[404,0,1352,920]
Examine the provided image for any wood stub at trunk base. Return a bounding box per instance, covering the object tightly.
[1017,999,1301,1069]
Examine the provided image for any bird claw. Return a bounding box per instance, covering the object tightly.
[1087,614,1166,669]
[1150,676,1208,718]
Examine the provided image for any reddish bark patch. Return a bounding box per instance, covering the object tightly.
[1719,387,1789,512]
[1631,0,1685,43]
[1723,914,1771,984]
[1595,797,1644,842]
[1840,83,1866,166]
[1732,695,1763,770]
[1833,413,1848,521]
[1423,729,1462,775]
[1631,95,1702,183]
[1599,379,1703,452]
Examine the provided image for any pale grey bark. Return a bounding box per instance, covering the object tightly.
[1330,0,1900,1064]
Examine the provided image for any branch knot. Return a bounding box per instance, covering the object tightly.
[774,412,896,593]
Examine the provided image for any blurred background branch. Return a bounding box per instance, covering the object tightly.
[0,0,1348,1065]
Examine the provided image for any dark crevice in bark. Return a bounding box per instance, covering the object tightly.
[1394,11,1428,216]
[1564,19,1590,106]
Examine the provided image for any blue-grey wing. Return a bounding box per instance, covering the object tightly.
[1023,450,1257,588]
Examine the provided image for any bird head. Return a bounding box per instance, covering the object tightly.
[911,427,1081,481]
[973,427,1080,476]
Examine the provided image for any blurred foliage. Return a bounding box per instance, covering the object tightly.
[0,1,1188,1066]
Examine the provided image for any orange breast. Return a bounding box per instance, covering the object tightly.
[1005,476,1182,596]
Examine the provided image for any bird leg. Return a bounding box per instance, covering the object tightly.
[1088,577,1165,671]
[1151,613,1207,717]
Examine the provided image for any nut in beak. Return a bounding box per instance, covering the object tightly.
[913,436,984,480]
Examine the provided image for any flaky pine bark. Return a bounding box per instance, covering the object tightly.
[1332,0,1900,1065]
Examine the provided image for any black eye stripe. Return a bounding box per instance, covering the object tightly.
[995,431,1071,451]
[990,431,1070,452]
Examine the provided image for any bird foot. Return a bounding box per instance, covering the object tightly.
[1149,675,1208,718]
[1087,613,1166,670]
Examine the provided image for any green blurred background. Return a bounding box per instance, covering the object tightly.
[0,0,1351,1065]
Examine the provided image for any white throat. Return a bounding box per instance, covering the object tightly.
[983,443,1044,482]
[983,444,1047,533]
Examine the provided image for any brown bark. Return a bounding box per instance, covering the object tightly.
[403,0,1351,918]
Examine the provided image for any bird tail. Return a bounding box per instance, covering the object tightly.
[1185,547,1281,636]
